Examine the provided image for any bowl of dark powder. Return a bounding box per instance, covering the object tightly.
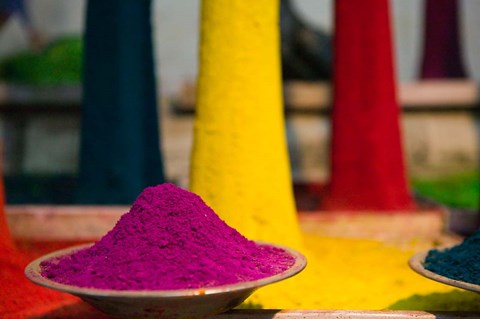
[25,183,306,319]
[409,230,480,294]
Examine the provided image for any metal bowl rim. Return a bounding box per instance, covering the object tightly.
[409,248,480,294]
[25,240,307,298]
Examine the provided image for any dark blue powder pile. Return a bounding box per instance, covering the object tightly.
[424,230,480,285]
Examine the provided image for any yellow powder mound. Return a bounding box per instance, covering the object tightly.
[246,233,480,310]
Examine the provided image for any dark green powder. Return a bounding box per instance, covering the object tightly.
[424,230,480,284]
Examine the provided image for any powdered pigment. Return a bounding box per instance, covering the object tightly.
[41,183,295,290]
[424,229,480,285]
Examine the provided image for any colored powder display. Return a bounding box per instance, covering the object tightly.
[424,229,480,285]
[40,183,295,290]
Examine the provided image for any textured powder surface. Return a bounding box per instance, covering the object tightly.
[40,184,295,290]
[424,230,480,285]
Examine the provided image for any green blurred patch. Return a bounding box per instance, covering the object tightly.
[412,171,479,210]
[0,36,83,85]
[388,290,480,311]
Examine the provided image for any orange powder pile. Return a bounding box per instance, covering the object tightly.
[0,179,76,319]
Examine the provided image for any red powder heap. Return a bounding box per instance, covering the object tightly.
[1,174,75,318]
[41,183,294,290]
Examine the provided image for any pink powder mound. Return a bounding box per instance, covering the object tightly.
[41,183,295,290]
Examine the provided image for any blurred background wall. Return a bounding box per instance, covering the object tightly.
[0,0,478,201]
[1,0,479,95]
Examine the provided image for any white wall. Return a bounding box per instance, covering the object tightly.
[462,0,480,79]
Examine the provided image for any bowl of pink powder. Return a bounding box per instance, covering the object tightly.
[25,184,306,319]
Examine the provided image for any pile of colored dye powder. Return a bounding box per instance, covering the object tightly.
[40,183,295,290]
[424,229,480,285]
[245,234,480,311]
[1,246,76,318]
[1,208,76,316]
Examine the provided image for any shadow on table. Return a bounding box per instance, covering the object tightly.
[388,289,480,311]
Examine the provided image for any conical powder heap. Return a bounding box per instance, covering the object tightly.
[41,184,295,290]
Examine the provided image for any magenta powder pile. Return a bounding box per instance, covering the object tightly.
[40,183,295,290]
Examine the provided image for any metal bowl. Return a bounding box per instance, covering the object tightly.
[409,249,480,294]
[25,242,306,319]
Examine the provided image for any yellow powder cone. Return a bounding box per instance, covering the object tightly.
[188,1,480,310]
[189,0,302,250]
